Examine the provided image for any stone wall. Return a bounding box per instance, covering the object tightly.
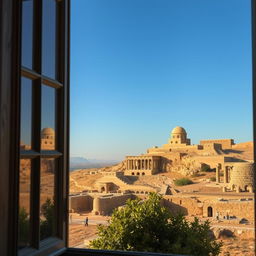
[203,199,254,222]
[227,162,255,192]
[163,196,254,223]
[93,194,136,215]
[163,196,203,216]
[200,139,234,149]
[69,194,93,212]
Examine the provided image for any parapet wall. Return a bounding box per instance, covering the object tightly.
[200,139,234,149]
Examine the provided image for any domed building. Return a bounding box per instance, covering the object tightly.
[41,127,55,150]
[168,126,191,146]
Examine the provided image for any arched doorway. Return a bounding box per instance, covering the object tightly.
[207,206,213,217]
[101,186,105,193]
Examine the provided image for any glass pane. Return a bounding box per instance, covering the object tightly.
[21,0,33,69]
[41,85,56,150]
[40,158,56,240]
[20,77,32,150]
[42,0,57,79]
[19,159,31,249]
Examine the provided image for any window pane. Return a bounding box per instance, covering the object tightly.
[41,85,56,150]
[19,159,31,249]
[21,0,33,69]
[20,77,32,150]
[42,0,57,79]
[40,158,56,240]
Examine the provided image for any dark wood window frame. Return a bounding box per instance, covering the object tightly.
[0,0,256,255]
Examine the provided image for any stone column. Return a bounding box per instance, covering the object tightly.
[216,164,221,183]
[224,166,229,183]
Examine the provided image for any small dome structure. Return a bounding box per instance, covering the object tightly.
[171,126,186,135]
[169,126,190,146]
[41,127,55,136]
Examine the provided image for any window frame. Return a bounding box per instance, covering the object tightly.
[18,0,70,254]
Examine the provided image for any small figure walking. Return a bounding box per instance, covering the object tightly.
[84,217,88,227]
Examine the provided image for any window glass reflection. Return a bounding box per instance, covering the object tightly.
[19,159,31,249]
[41,85,56,150]
[42,0,57,79]
[40,158,56,240]
[21,0,33,69]
[20,77,32,150]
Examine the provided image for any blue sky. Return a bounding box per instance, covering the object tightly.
[70,0,252,161]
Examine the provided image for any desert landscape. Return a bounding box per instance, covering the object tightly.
[68,126,255,255]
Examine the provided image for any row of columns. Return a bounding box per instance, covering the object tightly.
[216,164,230,183]
[127,159,154,170]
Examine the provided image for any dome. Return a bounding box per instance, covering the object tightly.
[41,127,55,135]
[171,126,186,134]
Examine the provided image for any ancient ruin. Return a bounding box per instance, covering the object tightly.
[68,126,254,254]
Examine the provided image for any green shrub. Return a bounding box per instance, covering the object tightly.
[174,178,193,186]
[201,164,212,172]
[210,177,216,182]
[90,193,222,255]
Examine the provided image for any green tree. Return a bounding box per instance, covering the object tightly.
[90,193,222,256]
[40,198,55,240]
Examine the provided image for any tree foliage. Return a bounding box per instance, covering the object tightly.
[201,164,213,172]
[90,193,222,256]
[40,198,55,240]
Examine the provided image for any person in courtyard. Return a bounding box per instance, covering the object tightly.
[85,216,88,227]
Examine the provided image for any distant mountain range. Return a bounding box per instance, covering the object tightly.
[70,157,119,171]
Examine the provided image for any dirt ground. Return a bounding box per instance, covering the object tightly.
[219,238,254,256]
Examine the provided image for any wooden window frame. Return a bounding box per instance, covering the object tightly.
[0,0,256,255]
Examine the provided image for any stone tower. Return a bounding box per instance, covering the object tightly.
[41,127,55,150]
[169,126,191,146]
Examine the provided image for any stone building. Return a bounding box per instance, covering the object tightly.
[125,156,161,175]
[216,162,255,193]
[168,126,191,146]
[41,127,55,150]
[200,139,234,150]
[125,126,237,175]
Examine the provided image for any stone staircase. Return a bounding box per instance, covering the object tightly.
[116,175,131,185]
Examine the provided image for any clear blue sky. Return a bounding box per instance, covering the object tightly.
[71,0,252,161]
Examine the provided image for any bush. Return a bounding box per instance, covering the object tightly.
[174,178,193,186]
[90,193,222,255]
[201,164,212,172]
[210,177,216,182]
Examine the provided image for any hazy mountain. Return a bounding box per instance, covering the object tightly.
[70,157,119,171]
